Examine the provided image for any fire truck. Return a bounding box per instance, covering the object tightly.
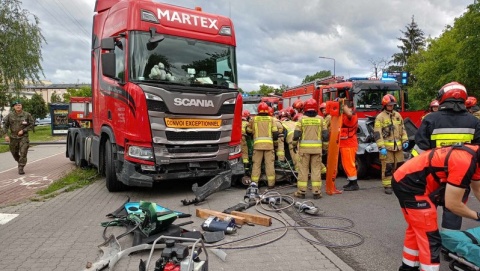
[282,76,423,178]
[66,0,243,191]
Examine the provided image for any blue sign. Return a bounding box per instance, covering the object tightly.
[382,71,409,85]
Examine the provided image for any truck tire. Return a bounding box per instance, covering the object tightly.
[105,138,125,192]
[356,155,367,179]
[67,134,75,161]
[74,134,87,167]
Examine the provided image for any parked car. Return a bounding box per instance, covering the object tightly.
[35,115,51,126]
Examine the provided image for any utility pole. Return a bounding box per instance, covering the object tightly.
[318,56,336,78]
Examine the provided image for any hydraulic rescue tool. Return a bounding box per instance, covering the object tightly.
[201,216,236,234]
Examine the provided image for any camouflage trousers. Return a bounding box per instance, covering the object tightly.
[9,137,29,166]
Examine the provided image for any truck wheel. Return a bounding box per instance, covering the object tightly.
[105,138,125,192]
[67,134,75,161]
[74,135,87,167]
[356,155,367,179]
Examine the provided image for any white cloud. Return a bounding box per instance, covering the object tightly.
[21,0,473,92]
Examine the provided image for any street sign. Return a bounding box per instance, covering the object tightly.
[382,71,409,85]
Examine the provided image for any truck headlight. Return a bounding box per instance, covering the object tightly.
[229,145,241,156]
[128,146,154,160]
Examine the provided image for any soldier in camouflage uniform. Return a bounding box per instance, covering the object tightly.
[2,101,34,174]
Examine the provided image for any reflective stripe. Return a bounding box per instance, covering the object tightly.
[254,137,273,144]
[420,263,440,271]
[311,181,321,186]
[401,258,420,268]
[431,134,474,140]
[443,83,466,93]
[431,127,475,134]
[347,176,357,181]
[403,246,419,256]
[297,181,308,188]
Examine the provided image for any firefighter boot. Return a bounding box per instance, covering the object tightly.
[18,166,25,175]
[384,187,393,195]
[398,263,419,271]
[312,187,322,199]
[343,180,359,191]
[294,190,306,199]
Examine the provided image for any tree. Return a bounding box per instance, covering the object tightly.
[369,58,389,78]
[301,70,331,84]
[24,93,48,121]
[0,0,45,94]
[390,16,426,69]
[62,86,92,102]
[50,91,62,103]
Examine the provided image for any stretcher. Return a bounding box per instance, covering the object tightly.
[441,227,480,271]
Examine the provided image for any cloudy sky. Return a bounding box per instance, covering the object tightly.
[21,0,473,92]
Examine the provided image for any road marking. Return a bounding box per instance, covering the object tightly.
[0,151,65,175]
[0,213,19,225]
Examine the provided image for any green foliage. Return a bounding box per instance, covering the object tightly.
[0,0,45,93]
[50,91,62,103]
[249,84,277,96]
[62,86,92,102]
[302,70,331,84]
[36,167,99,196]
[26,93,48,120]
[390,16,426,69]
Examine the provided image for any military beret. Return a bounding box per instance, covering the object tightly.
[11,100,21,106]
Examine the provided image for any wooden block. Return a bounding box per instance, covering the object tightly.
[196,208,246,225]
[231,211,272,227]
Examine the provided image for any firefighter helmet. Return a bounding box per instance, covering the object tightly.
[257,102,269,114]
[437,81,467,104]
[286,106,296,117]
[242,110,250,120]
[429,100,439,108]
[381,94,397,107]
[466,96,477,108]
[279,110,290,121]
[304,98,318,112]
[293,100,304,111]
[268,107,274,116]
[319,102,327,110]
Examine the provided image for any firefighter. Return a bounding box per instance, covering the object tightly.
[280,110,299,170]
[246,102,279,188]
[340,101,360,191]
[292,100,304,121]
[412,100,440,157]
[292,98,328,199]
[269,107,285,163]
[466,96,480,119]
[392,144,480,271]
[241,110,251,168]
[374,94,409,194]
[415,81,480,230]
[319,102,330,175]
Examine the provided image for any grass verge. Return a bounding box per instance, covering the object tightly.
[0,125,65,153]
[35,167,99,199]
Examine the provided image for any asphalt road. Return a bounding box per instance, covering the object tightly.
[1,144,479,270]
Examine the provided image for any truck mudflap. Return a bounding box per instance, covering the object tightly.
[118,160,244,188]
[181,170,232,205]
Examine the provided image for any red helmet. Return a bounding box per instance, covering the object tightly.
[257,102,269,114]
[242,110,250,120]
[267,107,274,116]
[429,100,439,108]
[437,81,467,104]
[286,106,296,117]
[293,100,304,111]
[466,96,477,108]
[319,102,327,110]
[279,110,290,120]
[304,98,318,112]
[381,94,397,107]
[293,112,303,121]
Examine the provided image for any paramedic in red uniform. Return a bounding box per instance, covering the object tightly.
[392,144,480,271]
[340,101,360,191]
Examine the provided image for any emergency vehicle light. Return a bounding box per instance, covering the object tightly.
[141,10,159,24]
[219,26,232,36]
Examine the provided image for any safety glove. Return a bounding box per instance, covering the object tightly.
[402,142,409,149]
[379,148,387,156]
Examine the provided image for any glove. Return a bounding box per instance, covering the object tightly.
[380,148,387,156]
[403,142,409,149]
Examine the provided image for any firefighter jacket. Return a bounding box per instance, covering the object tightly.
[339,113,358,148]
[273,118,284,146]
[241,120,249,136]
[415,109,480,150]
[2,111,35,139]
[246,114,278,150]
[293,115,327,154]
[374,110,408,151]
[282,120,297,144]
[393,144,480,200]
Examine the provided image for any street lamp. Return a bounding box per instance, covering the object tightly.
[319,56,336,78]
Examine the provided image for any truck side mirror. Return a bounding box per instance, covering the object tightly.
[102,52,116,79]
[101,37,115,50]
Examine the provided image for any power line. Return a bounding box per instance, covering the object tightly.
[52,0,90,37]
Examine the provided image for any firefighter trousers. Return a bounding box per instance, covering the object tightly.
[380,149,404,188]
[297,153,322,193]
[251,149,275,186]
[340,146,358,181]
[241,136,249,164]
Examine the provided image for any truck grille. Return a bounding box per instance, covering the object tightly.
[218,104,235,114]
[147,100,168,112]
[166,145,219,153]
[165,131,221,141]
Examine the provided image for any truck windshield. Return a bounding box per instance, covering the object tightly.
[353,89,401,111]
[129,31,237,89]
